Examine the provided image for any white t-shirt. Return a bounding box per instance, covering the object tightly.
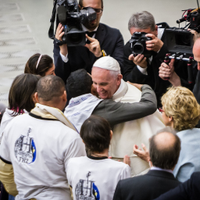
[0,108,16,138]
[0,113,86,200]
[67,156,131,200]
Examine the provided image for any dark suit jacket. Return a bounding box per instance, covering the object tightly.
[122,34,197,108]
[53,23,124,83]
[193,69,200,104]
[193,70,200,127]
[113,170,180,200]
[154,172,200,200]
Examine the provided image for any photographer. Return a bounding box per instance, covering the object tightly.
[53,0,124,83]
[122,11,196,107]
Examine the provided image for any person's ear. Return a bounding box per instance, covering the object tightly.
[154,25,158,36]
[110,130,113,140]
[116,74,123,86]
[169,116,173,122]
[34,92,39,103]
[62,90,67,103]
[149,160,153,167]
[117,74,123,81]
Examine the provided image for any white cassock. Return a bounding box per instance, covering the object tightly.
[110,80,165,176]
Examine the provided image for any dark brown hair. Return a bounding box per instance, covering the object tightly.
[67,69,92,97]
[80,115,111,154]
[36,75,65,102]
[24,53,53,77]
[8,73,40,114]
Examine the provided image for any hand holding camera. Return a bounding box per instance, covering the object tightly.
[55,23,68,56]
[159,58,181,86]
[159,58,175,80]
[146,33,163,52]
[128,54,147,69]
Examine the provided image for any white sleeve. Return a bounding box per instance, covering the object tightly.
[0,129,11,162]
[64,137,86,168]
[66,158,73,186]
[137,65,148,75]
[60,52,69,63]
[120,164,131,180]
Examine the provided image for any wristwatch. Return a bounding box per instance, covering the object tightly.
[54,38,65,46]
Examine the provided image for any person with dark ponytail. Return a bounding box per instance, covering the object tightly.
[0,73,40,135]
[24,53,55,76]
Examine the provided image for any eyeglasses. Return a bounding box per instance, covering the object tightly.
[82,7,103,14]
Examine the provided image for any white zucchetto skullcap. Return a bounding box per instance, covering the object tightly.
[93,56,120,72]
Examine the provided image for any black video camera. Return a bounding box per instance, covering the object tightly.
[162,27,194,56]
[129,32,153,58]
[49,0,96,46]
[176,8,200,32]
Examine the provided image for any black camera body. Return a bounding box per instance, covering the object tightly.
[129,32,153,58]
[56,0,96,46]
[188,10,200,31]
[176,8,200,32]
[162,28,193,56]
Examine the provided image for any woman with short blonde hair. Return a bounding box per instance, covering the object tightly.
[161,86,200,131]
[160,86,200,183]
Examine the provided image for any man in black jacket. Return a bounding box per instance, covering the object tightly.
[113,128,181,200]
[154,172,200,200]
[53,0,124,83]
[122,11,196,107]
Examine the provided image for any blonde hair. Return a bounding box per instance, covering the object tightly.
[161,86,200,131]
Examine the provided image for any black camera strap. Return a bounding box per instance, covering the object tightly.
[48,0,58,40]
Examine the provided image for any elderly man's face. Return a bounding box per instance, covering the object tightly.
[193,38,200,70]
[91,67,121,99]
[81,0,103,31]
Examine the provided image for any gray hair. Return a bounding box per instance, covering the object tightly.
[128,11,156,31]
[109,70,121,79]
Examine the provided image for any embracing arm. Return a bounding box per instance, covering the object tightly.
[93,84,157,126]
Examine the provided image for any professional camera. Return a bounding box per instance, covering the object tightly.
[129,32,153,58]
[162,27,193,56]
[161,0,200,57]
[176,7,200,32]
[49,0,96,46]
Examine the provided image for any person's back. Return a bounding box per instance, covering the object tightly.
[0,75,86,200]
[67,156,130,200]
[1,113,84,199]
[113,128,181,200]
[67,115,131,200]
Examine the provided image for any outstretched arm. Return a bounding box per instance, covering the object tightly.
[93,84,157,127]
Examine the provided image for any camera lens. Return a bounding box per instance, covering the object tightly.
[133,42,144,54]
[68,33,83,44]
